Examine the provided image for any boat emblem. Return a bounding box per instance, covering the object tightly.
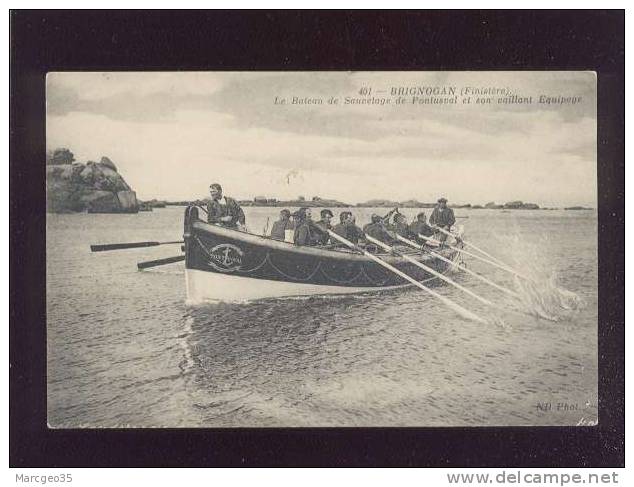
[206,243,243,272]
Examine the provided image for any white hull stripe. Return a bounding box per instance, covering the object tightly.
[184,269,439,303]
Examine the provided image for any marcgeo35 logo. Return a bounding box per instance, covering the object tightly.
[207,243,243,272]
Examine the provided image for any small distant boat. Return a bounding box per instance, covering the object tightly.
[183,206,460,302]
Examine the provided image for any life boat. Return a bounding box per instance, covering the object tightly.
[183,206,460,302]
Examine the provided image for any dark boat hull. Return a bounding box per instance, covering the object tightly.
[183,206,459,302]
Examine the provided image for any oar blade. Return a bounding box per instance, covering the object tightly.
[397,234,520,299]
[366,234,494,308]
[328,230,487,324]
[137,255,185,270]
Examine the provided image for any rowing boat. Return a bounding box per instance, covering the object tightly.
[183,206,461,302]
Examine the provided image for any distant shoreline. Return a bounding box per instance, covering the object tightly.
[157,201,594,211]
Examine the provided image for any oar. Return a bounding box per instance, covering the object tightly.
[433,226,508,267]
[375,235,555,321]
[137,255,185,270]
[394,234,520,299]
[327,230,486,324]
[91,240,183,252]
[365,235,495,309]
[417,234,532,282]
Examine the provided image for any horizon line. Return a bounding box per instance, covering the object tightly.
[138,194,595,209]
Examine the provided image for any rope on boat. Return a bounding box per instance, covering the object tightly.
[266,255,323,282]
[191,233,450,287]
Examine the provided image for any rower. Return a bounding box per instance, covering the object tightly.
[332,211,351,239]
[293,207,318,246]
[346,214,365,244]
[270,209,294,241]
[207,183,246,230]
[429,197,455,242]
[363,213,395,245]
[313,209,334,245]
[333,211,365,244]
[409,211,434,244]
[392,212,410,239]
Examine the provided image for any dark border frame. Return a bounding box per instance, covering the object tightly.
[10,10,624,467]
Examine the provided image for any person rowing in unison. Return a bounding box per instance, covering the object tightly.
[347,215,365,244]
[293,207,319,246]
[313,209,334,245]
[409,211,434,244]
[270,209,294,241]
[429,197,455,242]
[333,211,365,244]
[363,213,396,245]
[391,212,410,239]
[207,183,246,230]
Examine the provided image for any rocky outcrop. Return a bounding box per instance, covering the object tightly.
[485,201,504,209]
[398,199,435,208]
[503,201,540,210]
[46,154,139,213]
[356,199,401,208]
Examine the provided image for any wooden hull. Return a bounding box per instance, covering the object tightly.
[183,206,459,302]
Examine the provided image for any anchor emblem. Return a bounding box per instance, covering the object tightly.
[206,243,243,272]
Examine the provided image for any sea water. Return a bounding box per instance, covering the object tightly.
[46,206,598,427]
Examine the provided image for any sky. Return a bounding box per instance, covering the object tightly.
[46,71,597,207]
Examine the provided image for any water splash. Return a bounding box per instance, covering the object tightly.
[491,231,586,322]
[513,274,585,322]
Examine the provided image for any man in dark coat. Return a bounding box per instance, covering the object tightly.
[270,209,294,240]
[333,212,365,244]
[392,213,410,239]
[429,197,455,242]
[293,208,318,246]
[409,212,435,243]
[429,197,455,229]
[345,214,365,244]
[363,213,396,245]
[313,209,334,245]
[206,183,246,229]
[332,211,350,239]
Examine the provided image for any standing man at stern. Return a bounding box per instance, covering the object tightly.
[207,183,246,230]
[429,197,455,241]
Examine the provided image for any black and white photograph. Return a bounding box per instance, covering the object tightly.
[45,70,599,428]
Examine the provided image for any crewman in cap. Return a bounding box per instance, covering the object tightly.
[270,209,294,241]
[207,183,246,229]
[347,214,365,244]
[409,211,435,244]
[363,213,396,246]
[332,212,366,245]
[313,209,334,245]
[333,211,351,239]
[293,207,318,246]
[429,197,455,242]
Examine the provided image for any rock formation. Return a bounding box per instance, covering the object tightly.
[485,201,504,209]
[46,153,139,213]
[503,201,540,210]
